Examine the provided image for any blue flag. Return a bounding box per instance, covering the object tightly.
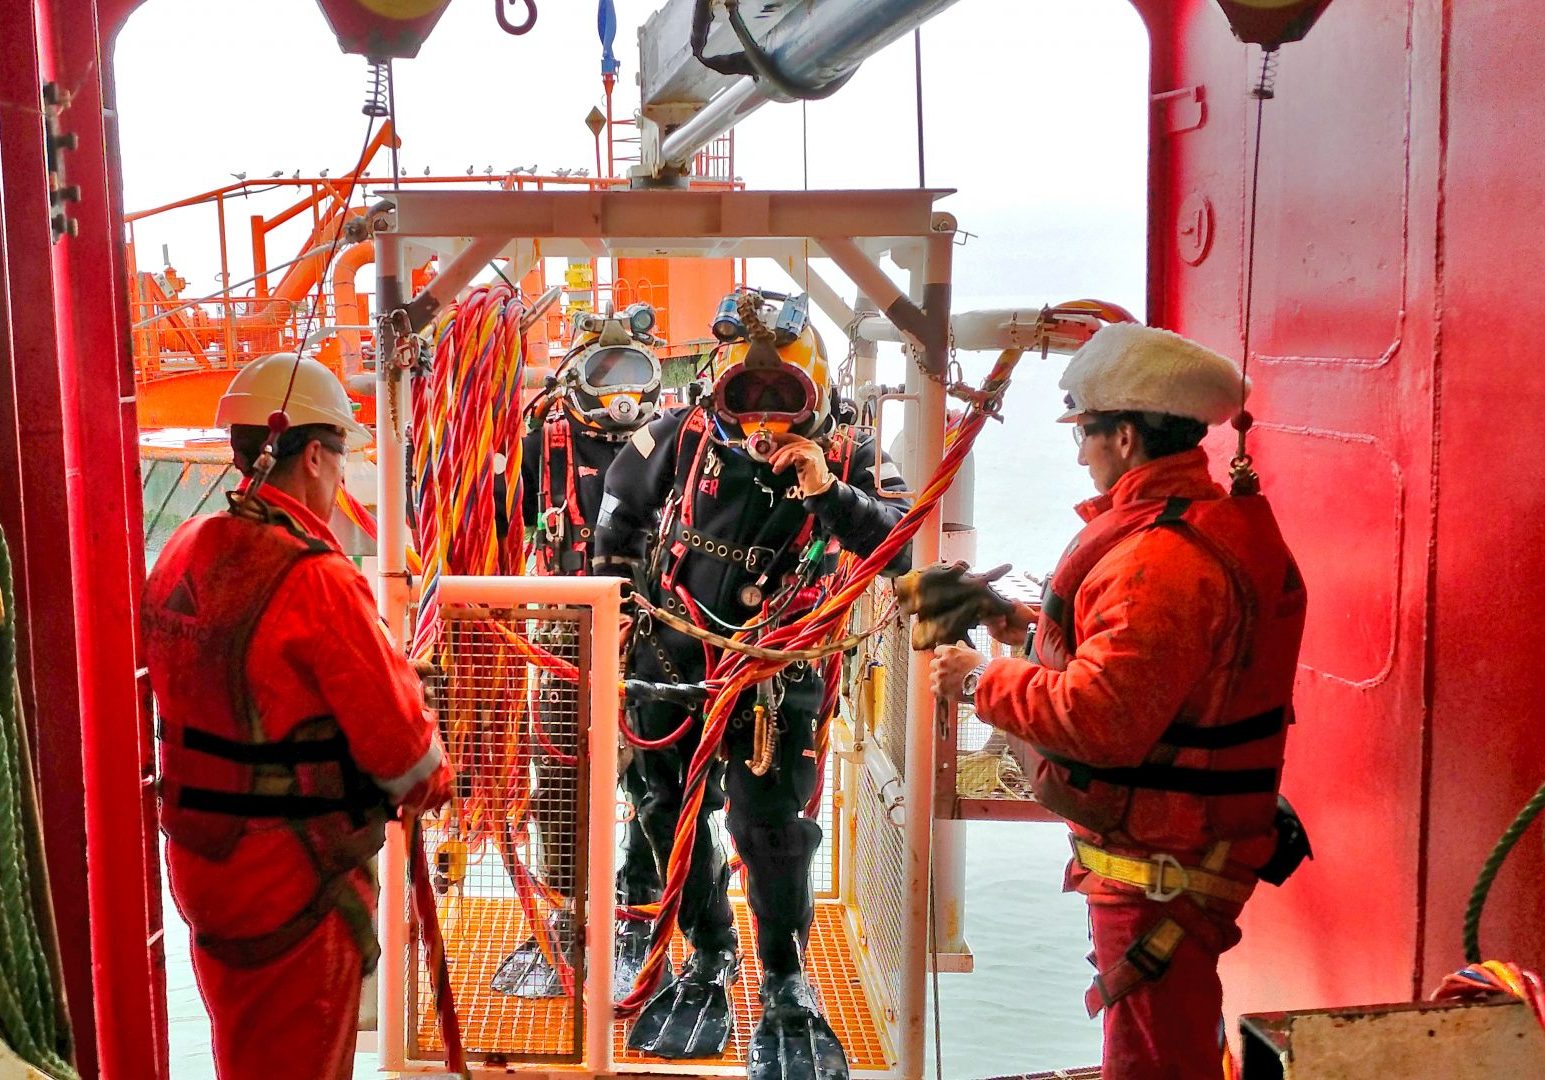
[598,0,620,76]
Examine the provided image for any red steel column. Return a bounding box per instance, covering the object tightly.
[0,1,99,1073]
[34,0,166,1074]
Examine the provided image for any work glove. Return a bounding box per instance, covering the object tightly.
[768,432,836,498]
[593,554,647,601]
[895,560,1015,650]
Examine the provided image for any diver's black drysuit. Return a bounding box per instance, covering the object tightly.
[594,405,911,979]
[514,411,659,910]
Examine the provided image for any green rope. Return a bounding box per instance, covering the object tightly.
[1463,777,1545,965]
[0,527,79,1078]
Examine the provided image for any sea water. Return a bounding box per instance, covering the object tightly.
[160,353,1105,1078]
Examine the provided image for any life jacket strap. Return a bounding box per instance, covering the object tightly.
[1158,706,1286,750]
[176,787,385,819]
[1038,748,1278,796]
[179,723,350,765]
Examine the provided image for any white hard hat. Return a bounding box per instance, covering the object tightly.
[215,353,371,449]
[1057,323,1248,426]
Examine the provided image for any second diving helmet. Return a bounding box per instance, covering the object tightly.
[709,290,831,459]
[562,303,662,433]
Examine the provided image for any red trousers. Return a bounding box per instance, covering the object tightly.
[190,906,367,1080]
[1090,900,1233,1080]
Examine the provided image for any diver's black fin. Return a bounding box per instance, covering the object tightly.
[491,911,574,998]
[491,935,566,998]
[748,972,849,1080]
[626,946,739,1058]
[614,919,671,1005]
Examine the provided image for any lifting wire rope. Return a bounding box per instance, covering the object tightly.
[1229,47,1278,497]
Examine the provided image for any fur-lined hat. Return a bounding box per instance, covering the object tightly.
[1057,323,1248,426]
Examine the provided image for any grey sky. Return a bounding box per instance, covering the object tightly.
[116,0,1149,323]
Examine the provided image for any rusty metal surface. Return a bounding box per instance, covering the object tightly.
[1240,998,1545,1078]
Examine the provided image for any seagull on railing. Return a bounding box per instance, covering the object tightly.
[576,168,590,177]
[424,166,432,175]
[230,172,247,181]
[292,170,301,180]
[320,168,330,177]
[554,167,572,177]
[466,165,476,175]
[269,170,285,178]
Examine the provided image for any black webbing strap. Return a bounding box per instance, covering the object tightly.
[1038,747,1278,796]
[177,787,381,819]
[181,723,351,766]
[1159,706,1286,750]
[1152,496,1192,526]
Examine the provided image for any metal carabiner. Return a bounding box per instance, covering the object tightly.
[495,0,538,36]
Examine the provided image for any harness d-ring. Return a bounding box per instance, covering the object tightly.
[495,0,537,35]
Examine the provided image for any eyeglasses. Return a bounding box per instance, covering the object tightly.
[1072,416,1120,447]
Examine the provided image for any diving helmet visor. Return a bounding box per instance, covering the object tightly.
[575,345,660,395]
[714,363,817,425]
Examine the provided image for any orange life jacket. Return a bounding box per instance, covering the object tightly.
[1027,493,1307,847]
[143,510,389,965]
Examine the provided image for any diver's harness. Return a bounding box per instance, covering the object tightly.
[534,413,599,574]
[630,405,858,772]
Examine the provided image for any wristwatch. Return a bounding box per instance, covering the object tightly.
[960,661,990,702]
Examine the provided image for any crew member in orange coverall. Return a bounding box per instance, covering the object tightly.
[931,324,1306,1079]
[143,355,454,1080]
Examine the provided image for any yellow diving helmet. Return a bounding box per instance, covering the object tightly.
[560,303,663,434]
[709,290,832,460]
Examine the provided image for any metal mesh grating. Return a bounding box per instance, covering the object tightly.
[410,606,590,1064]
[850,755,906,1033]
[954,628,1036,803]
[871,582,911,778]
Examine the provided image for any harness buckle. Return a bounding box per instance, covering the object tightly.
[1145,852,1188,903]
[745,545,775,574]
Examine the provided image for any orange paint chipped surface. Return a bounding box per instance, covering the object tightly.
[415,900,889,1071]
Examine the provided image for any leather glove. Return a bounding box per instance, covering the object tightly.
[411,659,444,713]
[768,433,835,498]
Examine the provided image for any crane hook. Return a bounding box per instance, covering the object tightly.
[495,0,537,35]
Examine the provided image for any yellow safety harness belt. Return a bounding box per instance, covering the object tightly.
[1077,840,1246,1015]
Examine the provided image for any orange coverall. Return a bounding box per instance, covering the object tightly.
[975,450,1279,1079]
[161,485,445,1080]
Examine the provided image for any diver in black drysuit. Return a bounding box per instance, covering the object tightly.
[491,309,666,1001]
[594,394,911,1080]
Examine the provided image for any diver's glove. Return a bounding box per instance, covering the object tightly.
[894,560,1015,650]
[593,554,648,601]
[767,433,835,498]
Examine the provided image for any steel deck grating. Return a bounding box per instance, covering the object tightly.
[414,901,888,1070]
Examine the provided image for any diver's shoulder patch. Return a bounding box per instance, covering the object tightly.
[630,425,657,459]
